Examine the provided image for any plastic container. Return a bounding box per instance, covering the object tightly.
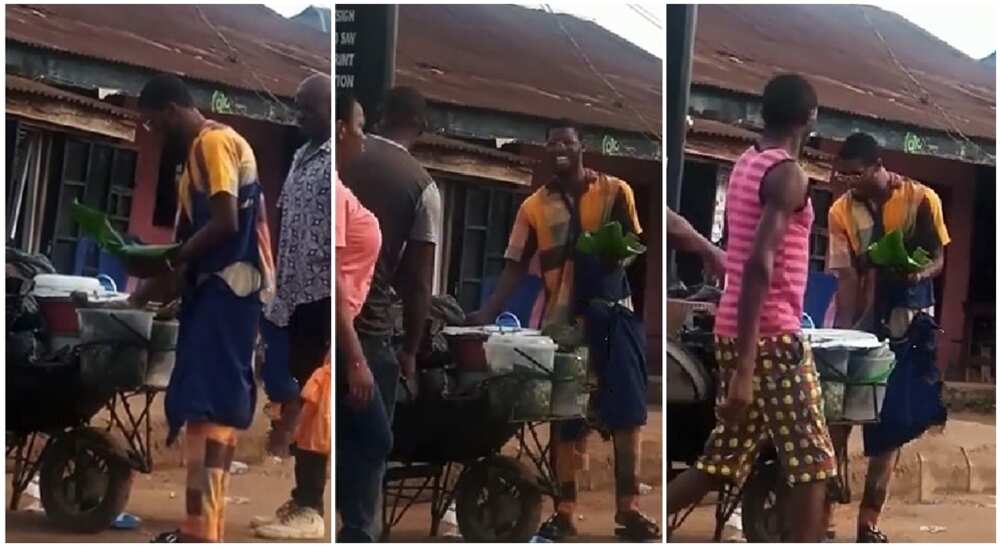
[78,309,155,389]
[443,314,541,372]
[511,377,552,421]
[551,352,586,417]
[485,335,557,374]
[843,383,887,422]
[33,274,117,335]
[821,380,846,421]
[814,348,849,380]
[146,320,178,389]
[849,345,895,384]
[32,274,103,298]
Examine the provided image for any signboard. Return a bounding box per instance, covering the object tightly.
[335,5,398,126]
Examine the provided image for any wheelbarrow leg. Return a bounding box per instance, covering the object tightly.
[429,466,444,537]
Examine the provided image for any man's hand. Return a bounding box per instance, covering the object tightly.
[346,361,375,410]
[398,349,417,380]
[718,365,755,424]
[904,270,925,286]
[703,246,727,280]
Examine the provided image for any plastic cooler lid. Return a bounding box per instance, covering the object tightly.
[32,274,103,298]
[442,325,541,337]
[804,328,882,350]
[485,333,555,347]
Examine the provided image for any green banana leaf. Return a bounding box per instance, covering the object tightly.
[867,230,932,274]
[71,201,180,259]
[575,221,647,260]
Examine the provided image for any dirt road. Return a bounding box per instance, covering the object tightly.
[668,492,995,543]
[380,410,663,543]
[6,457,331,543]
[668,414,996,543]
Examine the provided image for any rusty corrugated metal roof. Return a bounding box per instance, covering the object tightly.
[417,133,537,166]
[6,4,330,98]
[688,117,832,162]
[6,74,137,119]
[396,4,661,137]
[693,4,996,140]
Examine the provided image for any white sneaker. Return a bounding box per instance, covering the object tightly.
[250,499,297,529]
[254,507,325,540]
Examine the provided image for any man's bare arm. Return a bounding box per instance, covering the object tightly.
[394,241,435,356]
[667,207,726,277]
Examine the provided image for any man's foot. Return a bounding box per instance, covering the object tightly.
[150,530,181,543]
[537,513,578,541]
[254,506,325,540]
[250,499,298,529]
[614,510,661,541]
[858,523,889,543]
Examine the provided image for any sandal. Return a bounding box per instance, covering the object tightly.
[537,513,578,541]
[150,530,182,543]
[858,523,889,543]
[614,510,661,541]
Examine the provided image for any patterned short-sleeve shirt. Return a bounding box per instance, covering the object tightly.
[266,139,332,327]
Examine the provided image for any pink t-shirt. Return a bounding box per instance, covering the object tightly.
[335,173,381,320]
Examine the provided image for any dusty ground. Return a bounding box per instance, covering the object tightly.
[668,413,996,543]
[669,492,995,543]
[6,393,330,543]
[5,457,331,543]
[380,409,664,543]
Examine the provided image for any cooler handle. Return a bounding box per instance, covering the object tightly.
[495,311,522,332]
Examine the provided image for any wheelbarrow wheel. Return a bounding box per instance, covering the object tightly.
[454,455,542,542]
[39,427,134,533]
[741,460,788,543]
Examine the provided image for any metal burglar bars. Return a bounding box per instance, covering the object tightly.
[666,5,697,277]
[335,5,398,128]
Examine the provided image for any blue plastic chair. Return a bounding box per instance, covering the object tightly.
[479,274,543,328]
[803,271,838,328]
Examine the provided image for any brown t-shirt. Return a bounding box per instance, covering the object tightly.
[341,135,441,337]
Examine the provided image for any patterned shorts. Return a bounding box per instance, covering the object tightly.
[695,334,837,487]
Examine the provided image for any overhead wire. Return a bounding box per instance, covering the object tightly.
[860,6,994,161]
[627,4,663,30]
[542,4,662,143]
[194,5,296,119]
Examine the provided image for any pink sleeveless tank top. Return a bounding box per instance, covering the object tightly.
[715,146,814,338]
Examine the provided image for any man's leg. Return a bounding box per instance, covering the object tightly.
[612,426,641,514]
[666,468,719,515]
[764,334,838,543]
[785,480,829,542]
[181,422,237,543]
[286,299,331,514]
[539,420,587,539]
[857,449,899,541]
[821,424,852,538]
